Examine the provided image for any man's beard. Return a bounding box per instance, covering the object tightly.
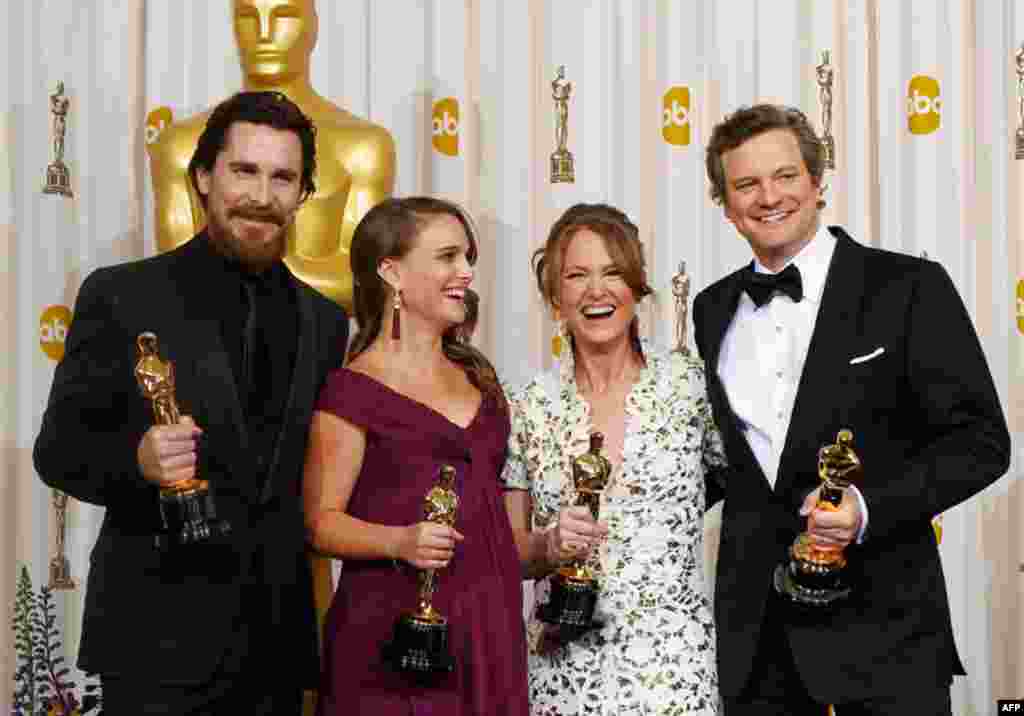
[208,205,290,274]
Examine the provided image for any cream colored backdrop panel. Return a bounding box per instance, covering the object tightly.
[3,2,1021,713]
[3,1,146,709]
[313,0,370,115]
[369,1,430,198]
[475,0,540,388]
[1002,0,1024,703]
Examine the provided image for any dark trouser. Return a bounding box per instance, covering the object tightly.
[100,673,303,716]
[100,618,304,716]
[830,690,951,716]
[725,595,952,716]
[101,566,308,716]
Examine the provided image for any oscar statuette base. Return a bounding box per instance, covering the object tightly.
[773,535,852,609]
[822,135,836,171]
[550,152,574,184]
[48,555,76,590]
[43,162,73,197]
[155,481,231,550]
[537,573,603,642]
[382,611,455,679]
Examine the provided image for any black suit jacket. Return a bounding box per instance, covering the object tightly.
[33,234,348,686]
[693,227,1009,703]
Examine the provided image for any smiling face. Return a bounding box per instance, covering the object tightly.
[387,214,475,334]
[233,0,316,81]
[721,128,821,271]
[558,229,638,354]
[196,121,304,273]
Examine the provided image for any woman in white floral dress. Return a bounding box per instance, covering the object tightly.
[503,204,727,716]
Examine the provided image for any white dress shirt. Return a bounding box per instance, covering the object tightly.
[718,227,868,534]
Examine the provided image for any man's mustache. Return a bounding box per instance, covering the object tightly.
[229,206,286,227]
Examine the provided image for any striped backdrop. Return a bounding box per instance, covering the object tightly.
[2,1,1022,711]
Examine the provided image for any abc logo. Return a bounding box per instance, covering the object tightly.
[1016,279,1024,335]
[432,98,459,157]
[906,75,941,135]
[39,305,72,362]
[145,106,174,145]
[662,86,691,146]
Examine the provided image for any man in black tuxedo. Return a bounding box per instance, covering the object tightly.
[34,91,348,714]
[693,104,1009,715]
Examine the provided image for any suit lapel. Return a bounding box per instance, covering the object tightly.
[259,276,317,502]
[775,227,865,493]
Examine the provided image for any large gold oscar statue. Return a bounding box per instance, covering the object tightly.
[146,3,395,710]
[146,0,396,311]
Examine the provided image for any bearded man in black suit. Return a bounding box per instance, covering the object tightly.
[34,91,348,715]
[693,104,1009,716]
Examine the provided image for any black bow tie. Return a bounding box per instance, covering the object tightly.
[742,263,803,307]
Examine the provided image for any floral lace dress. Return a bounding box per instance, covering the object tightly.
[503,346,726,716]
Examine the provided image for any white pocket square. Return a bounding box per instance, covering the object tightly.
[849,347,885,365]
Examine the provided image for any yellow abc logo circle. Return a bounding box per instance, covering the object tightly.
[39,305,72,362]
[432,98,460,157]
[145,106,174,145]
[1016,279,1024,334]
[662,86,691,146]
[906,75,941,135]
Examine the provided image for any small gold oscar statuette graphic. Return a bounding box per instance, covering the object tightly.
[384,464,459,676]
[816,50,836,170]
[671,260,691,356]
[538,432,612,640]
[1015,44,1024,160]
[775,429,863,608]
[551,65,575,183]
[134,332,230,547]
[43,81,73,197]
[48,489,75,590]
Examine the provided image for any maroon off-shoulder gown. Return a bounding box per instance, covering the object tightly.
[314,369,529,716]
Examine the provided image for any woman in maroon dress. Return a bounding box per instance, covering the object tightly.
[304,197,529,715]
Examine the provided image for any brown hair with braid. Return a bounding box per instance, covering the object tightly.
[348,196,505,408]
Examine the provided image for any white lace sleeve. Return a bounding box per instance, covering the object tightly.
[501,386,531,490]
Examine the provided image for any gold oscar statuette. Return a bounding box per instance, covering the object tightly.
[816,50,836,170]
[774,429,863,608]
[551,65,575,183]
[48,489,75,590]
[1016,44,1024,160]
[383,464,459,676]
[538,432,612,640]
[43,81,73,197]
[671,260,691,356]
[134,332,231,548]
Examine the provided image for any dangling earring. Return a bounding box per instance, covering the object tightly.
[629,315,643,356]
[550,308,563,358]
[816,184,827,210]
[392,289,402,340]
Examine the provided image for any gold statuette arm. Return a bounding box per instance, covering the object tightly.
[285,123,396,311]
